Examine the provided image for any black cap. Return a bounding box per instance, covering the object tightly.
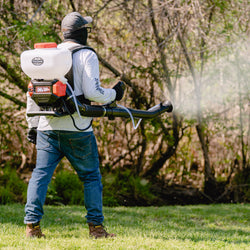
[61,12,92,33]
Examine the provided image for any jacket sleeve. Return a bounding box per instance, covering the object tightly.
[76,50,116,103]
[26,92,40,128]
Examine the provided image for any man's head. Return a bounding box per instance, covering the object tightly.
[61,12,92,45]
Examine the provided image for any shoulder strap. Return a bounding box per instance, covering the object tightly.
[65,45,96,105]
[65,45,96,90]
[69,44,96,55]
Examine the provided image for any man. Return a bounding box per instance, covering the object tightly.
[25,12,124,239]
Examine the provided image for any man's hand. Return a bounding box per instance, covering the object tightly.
[27,127,37,144]
[113,81,125,101]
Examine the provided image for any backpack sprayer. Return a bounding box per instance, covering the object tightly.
[21,42,173,130]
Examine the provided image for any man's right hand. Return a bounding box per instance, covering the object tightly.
[113,81,125,101]
[27,127,37,144]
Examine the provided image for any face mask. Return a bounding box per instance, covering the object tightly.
[63,27,88,45]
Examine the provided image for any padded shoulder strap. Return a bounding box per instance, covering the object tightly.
[65,45,96,90]
[69,45,96,55]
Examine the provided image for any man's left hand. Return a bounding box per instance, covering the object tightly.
[27,127,37,144]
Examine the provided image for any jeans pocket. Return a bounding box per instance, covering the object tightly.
[36,131,51,150]
[69,133,93,160]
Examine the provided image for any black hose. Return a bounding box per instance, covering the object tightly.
[62,98,93,131]
[27,101,173,118]
[78,101,173,119]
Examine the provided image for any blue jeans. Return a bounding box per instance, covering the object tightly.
[24,130,104,225]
